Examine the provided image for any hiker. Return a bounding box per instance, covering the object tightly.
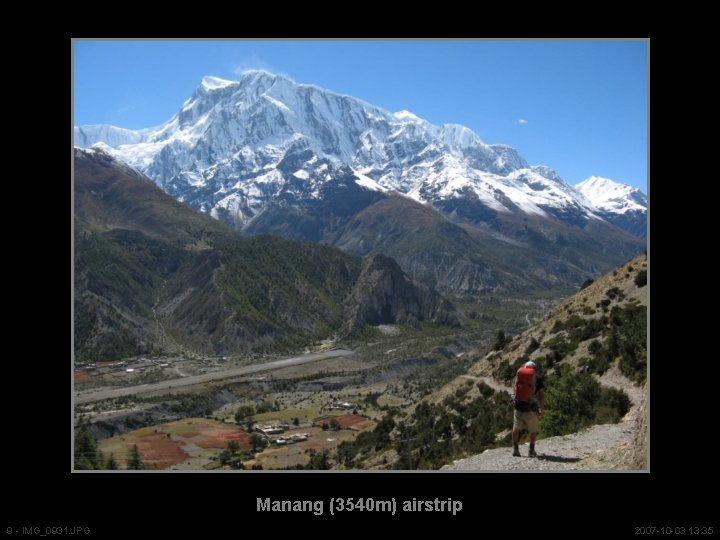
[511,361,545,457]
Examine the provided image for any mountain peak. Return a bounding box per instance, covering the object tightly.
[238,69,279,85]
[575,176,647,238]
[393,110,423,123]
[237,69,302,91]
[200,75,237,91]
[239,68,278,79]
[73,74,646,242]
[576,176,647,211]
[579,175,626,190]
[439,123,485,149]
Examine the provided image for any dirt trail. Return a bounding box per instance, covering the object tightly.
[459,375,511,394]
[443,367,646,471]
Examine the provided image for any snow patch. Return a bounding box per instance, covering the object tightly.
[264,95,291,113]
[394,110,423,123]
[439,124,485,149]
[201,76,236,90]
[353,171,388,192]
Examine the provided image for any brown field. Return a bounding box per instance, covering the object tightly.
[99,418,252,470]
[184,421,252,450]
[193,425,252,450]
[97,415,376,470]
[133,432,188,469]
[74,370,89,383]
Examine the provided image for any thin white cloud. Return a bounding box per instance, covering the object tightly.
[233,54,279,77]
[112,103,137,123]
[518,118,528,125]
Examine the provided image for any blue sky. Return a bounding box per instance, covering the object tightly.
[74,40,647,192]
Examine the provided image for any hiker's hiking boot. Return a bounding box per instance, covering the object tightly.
[512,444,520,457]
[528,447,537,458]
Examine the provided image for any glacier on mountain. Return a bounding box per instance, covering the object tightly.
[74,70,645,233]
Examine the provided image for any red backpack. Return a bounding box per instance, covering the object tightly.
[513,366,536,403]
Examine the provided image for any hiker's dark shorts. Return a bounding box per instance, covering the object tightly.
[513,409,539,434]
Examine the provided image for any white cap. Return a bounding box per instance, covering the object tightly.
[524,361,536,369]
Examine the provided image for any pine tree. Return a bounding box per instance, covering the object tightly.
[127,444,144,470]
[493,330,510,351]
[106,453,118,470]
[305,451,330,470]
[250,433,265,453]
[227,440,240,455]
[74,418,102,470]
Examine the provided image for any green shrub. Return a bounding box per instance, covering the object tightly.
[455,385,470,399]
[580,279,594,290]
[525,338,540,355]
[595,387,632,424]
[634,269,647,287]
[606,287,622,300]
[540,365,631,437]
[477,382,495,398]
[493,330,511,351]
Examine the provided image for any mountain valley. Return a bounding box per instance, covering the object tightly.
[76,72,646,296]
[73,72,647,471]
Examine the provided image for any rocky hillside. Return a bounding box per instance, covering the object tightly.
[443,364,646,470]
[438,255,648,470]
[473,255,647,382]
[341,255,647,470]
[74,148,458,361]
[246,178,611,295]
[343,254,459,333]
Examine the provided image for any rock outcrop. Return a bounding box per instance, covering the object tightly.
[345,254,459,333]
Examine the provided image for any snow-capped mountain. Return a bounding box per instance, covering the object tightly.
[74,71,645,294]
[74,71,600,228]
[576,176,647,238]
[74,125,149,148]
